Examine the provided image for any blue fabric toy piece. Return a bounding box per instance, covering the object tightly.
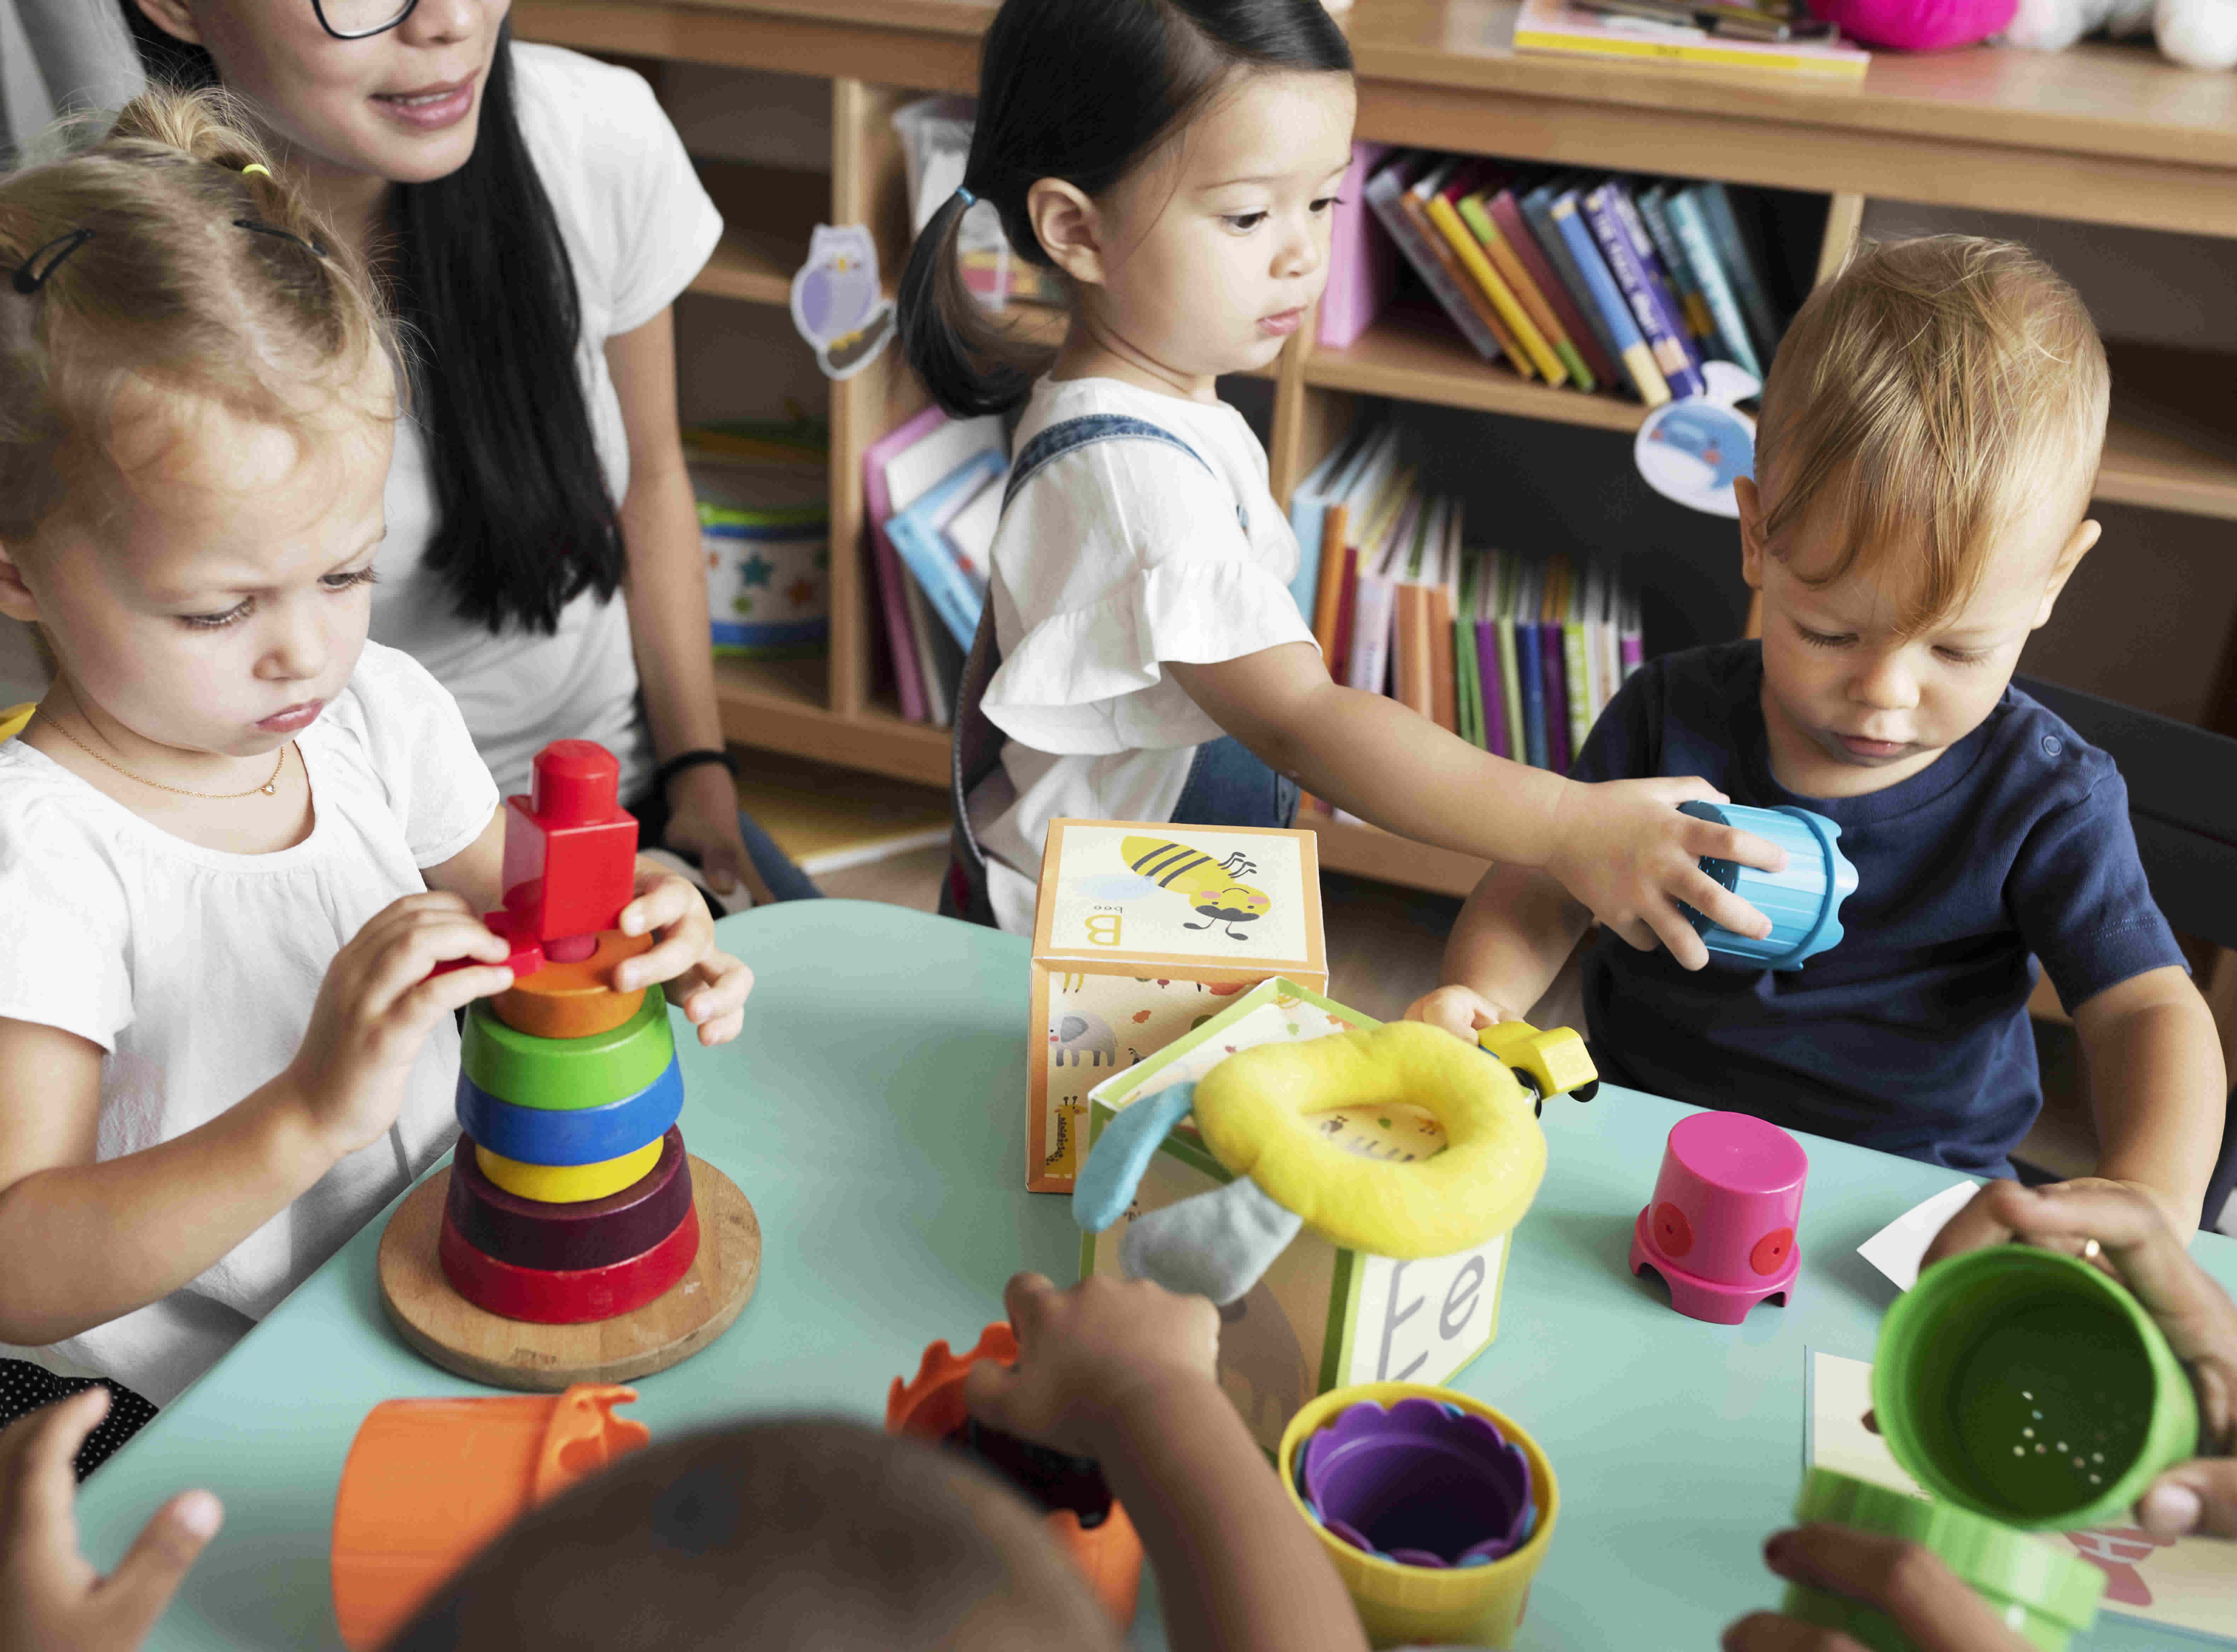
[1072,1082,1199,1232]
[1120,1175,1303,1306]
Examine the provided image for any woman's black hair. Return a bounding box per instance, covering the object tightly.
[897,0,1351,419]
[121,6,625,635]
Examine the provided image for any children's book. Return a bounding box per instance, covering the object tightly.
[1389,495,1441,722]
[1538,557,1571,774]
[1663,186,1764,379]
[941,471,1003,598]
[1431,505,1462,734]
[863,405,952,723]
[1564,564,1593,760]
[1511,0,1872,80]
[1456,550,1485,749]
[1345,485,1415,697]
[1512,562,1547,770]
[1459,184,1592,391]
[1487,183,1616,388]
[1364,153,1508,365]
[1405,157,1527,367]
[902,572,954,726]
[1476,552,1512,759]
[886,446,1007,650]
[1430,164,1564,384]
[1496,559,1526,762]
[1606,181,1707,377]
[1545,188,1671,407]
[1518,180,1629,390]
[1319,141,1397,350]
[1333,455,1415,684]
[1288,423,1372,628]
[1634,185,1718,353]
[1692,181,1785,366]
[1579,182,1704,401]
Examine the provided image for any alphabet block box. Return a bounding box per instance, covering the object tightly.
[1079,980,1511,1456]
[1028,819,1326,1194]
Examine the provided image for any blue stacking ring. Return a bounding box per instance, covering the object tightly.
[454,1058,684,1167]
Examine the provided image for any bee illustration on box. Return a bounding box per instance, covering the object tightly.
[1114,835,1271,941]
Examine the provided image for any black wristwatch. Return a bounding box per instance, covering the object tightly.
[653,748,738,796]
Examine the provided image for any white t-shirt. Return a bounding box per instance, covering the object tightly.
[970,377,1317,934]
[0,642,497,1404]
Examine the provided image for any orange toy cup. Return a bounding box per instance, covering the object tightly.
[331,1384,649,1650]
[887,1325,1146,1628]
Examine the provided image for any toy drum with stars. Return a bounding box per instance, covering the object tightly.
[1628,1111,1807,1325]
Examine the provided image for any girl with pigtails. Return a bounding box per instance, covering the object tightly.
[901,0,1785,953]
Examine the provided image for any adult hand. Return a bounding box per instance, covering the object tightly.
[660,764,773,907]
[964,1272,1222,1459]
[616,869,753,1047]
[0,1390,219,1652]
[1921,1177,2237,1535]
[1541,776,1785,970]
[1723,1524,2032,1652]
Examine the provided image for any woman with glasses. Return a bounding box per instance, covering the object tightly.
[108,0,821,906]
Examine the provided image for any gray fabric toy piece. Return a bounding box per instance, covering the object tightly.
[1120,1174,1303,1306]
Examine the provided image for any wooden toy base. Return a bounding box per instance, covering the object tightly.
[378,1156,759,1391]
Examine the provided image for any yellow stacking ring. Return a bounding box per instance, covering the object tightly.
[474,1138,662,1204]
[1192,1022,1546,1258]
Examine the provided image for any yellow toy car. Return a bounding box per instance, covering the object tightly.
[1476,1020,1599,1116]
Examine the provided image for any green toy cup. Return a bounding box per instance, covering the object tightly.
[1780,1470,2103,1652]
[1873,1246,2199,1530]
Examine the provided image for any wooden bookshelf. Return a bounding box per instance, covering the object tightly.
[515,0,2237,899]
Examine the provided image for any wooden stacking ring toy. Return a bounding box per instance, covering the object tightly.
[330,1383,649,1650]
[441,1201,700,1323]
[475,1136,663,1203]
[1193,1022,1546,1258]
[461,988,674,1110]
[447,1128,694,1272]
[454,1060,684,1167]
[491,929,653,1039]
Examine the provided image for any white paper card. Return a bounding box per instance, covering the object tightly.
[1855,1180,1981,1292]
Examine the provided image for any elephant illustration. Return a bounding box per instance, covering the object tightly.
[1050,1008,1118,1069]
[1217,1279,1307,1438]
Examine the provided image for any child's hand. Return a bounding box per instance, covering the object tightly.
[1724,1524,2034,1652]
[1404,986,1516,1045]
[964,1272,1221,1458]
[1923,1177,2237,1531]
[286,893,518,1159]
[1543,777,1786,970]
[614,869,752,1047]
[0,1390,220,1652]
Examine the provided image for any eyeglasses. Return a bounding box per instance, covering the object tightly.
[312,0,418,40]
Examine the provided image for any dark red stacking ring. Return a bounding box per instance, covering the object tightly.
[440,1203,701,1325]
[446,1126,692,1271]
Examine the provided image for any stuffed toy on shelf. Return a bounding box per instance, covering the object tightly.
[2003,0,2237,69]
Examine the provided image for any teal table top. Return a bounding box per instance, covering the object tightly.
[74,900,2237,1651]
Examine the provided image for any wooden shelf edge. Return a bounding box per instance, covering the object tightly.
[716,681,952,789]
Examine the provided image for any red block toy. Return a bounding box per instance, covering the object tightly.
[499,740,639,963]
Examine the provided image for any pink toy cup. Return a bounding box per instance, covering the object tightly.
[1629,1111,1807,1325]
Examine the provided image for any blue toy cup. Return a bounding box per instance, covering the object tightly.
[1679,801,1857,971]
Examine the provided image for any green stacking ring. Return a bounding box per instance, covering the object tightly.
[460,990,676,1111]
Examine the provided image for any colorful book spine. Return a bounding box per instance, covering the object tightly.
[1496,571,1525,762]
[1664,187,1764,380]
[1538,562,1570,774]
[1694,182,1784,367]
[1581,184,1704,401]
[1564,580,1592,761]
[885,449,1006,650]
[1547,192,1670,408]
[1635,186,1718,351]
[1459,192,1592,391]
[1605,182,1705,387]
[1364,156,1507,363]
[1320,141,1396,350]
[1429,185,1565,384]
[1514,575,1546,772]
[1489,188,1617,388]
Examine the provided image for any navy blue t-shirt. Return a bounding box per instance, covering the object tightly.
[1571,642,2184,1173]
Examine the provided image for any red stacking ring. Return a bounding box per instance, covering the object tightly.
[440,1202,700,1325]
[446,1128,692,1272]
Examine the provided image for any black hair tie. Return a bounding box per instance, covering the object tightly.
[653,749,739,796]
[10,228,94,295]
[233,219,328,259]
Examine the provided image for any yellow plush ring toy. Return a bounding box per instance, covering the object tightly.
[1192,1022,1547,1259]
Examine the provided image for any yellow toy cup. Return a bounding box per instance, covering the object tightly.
[1279,1382,1558,1649]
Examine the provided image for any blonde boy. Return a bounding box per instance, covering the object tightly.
[1413,237,2224,1230]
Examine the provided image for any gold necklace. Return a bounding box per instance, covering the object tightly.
[37,697,288,800]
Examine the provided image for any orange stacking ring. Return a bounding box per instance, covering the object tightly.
[440,1202,700,1324]
[492,929,654,1040]
[889,1325,1145,1628]
[330,1384,649,1650]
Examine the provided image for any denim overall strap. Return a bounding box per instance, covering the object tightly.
[943,414,1260,927]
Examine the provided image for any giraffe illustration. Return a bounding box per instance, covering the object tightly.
[1044,1100,1088,1176]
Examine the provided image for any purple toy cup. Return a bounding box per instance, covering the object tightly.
[1298,1397,1534,1568]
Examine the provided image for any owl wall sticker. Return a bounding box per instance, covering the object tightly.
[789,224,897,381]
